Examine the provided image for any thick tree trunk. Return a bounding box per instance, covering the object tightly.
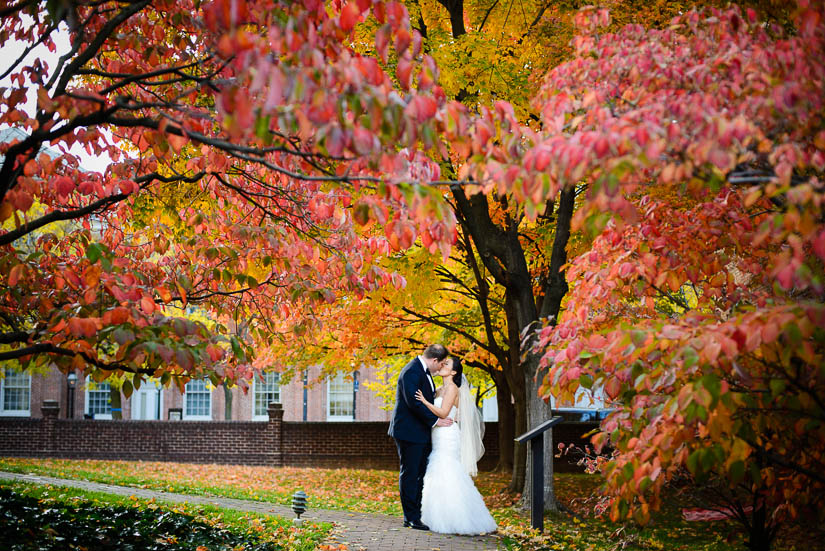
[493,371,514,472]
[503,294,528,493]
[524,353,558,513]
[747,504,776,551]
[110,387,122,420]
[510,389,528,493]
[224,384,233,420]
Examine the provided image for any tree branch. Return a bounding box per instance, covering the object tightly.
[0,343,154,375]
[0,171,205,247]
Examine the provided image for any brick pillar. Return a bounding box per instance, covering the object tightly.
[267,402,284,466]
[41,400,60,455]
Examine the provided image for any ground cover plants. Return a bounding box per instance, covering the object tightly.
[0,479,330,551]
[4,458,822,550]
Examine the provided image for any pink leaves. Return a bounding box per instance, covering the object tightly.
[396,58,412,90]
[351,125,375,155]
[775,263,795,291]
[375,25,390,63]
[573,6,611,34]
[55,176,75,199]
[203,0,249,32]
[813,230,825,262]
[618,262,635,278]
[339,1,362,32]
[594,135,611,158]
[405,95,437,123]
[394,28,411,57]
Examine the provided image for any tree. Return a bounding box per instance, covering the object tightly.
[522,4,825,549]
[1,0,456,393]
[265,222,519,473]
[402,0,750,508]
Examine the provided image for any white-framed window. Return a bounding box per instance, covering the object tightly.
[183,379,212,420]
[0,368,31,416]
[85,378,112,419]
[253,372,281,421]
[327,373,354,421]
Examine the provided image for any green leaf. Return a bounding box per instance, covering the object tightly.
[230,336,243,360]
[639,476,652,493]
[729,460,746,484]
[122,380,133,399]
[700,373,722,403]
[683,347,698,368]
[86,243,102,264]
[769,378,786,397]
[686,449,702,475]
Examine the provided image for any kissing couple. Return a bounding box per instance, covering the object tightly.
[388,344,497,535]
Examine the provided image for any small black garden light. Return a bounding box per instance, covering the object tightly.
[292,490,307,526]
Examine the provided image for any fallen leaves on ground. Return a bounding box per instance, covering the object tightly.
[1,458,818,550]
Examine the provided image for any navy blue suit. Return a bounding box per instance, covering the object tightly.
[388,357,439,523]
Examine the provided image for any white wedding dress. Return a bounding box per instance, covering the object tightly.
[420,397,497,535]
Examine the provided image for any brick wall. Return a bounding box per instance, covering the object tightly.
[281,421,500,470]
[0,418,46,456]
[0,402,598,472]
[49,419,280,465]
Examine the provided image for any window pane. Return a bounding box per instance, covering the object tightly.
[2,369,30,412]
[87,381,111,416]
[184,380,211,417]
[328,374,353,418]
[254,372,280,417]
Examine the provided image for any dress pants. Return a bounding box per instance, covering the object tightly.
[395,438,431,523]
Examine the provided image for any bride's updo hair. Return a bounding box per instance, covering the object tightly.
[450,356,463,387]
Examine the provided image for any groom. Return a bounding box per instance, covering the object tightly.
[388,344,454,530]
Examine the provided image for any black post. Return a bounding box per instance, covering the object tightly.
[352,370,359,421]
[515,416,563,532]
[66,372,77,419]
[302,369,308,421]
[67,387,75,419]
[531,437,544,530]
[156,385,162,420]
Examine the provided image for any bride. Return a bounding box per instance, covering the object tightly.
[414,356,497,535]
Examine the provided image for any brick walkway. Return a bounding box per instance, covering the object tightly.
[0,471,500,551]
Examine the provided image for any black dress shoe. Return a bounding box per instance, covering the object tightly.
[408,521,430,531]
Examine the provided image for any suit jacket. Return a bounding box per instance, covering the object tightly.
[388,357,439,443]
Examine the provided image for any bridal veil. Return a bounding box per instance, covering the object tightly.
[457,374,485,476]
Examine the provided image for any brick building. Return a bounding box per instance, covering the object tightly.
[1,364,499,423]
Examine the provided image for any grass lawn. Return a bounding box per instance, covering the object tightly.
[0,479,331,550]
[0,457,818,550]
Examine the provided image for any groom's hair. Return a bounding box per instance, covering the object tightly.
[422,344,448,361]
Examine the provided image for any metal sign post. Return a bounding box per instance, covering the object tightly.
[515,416,563,532]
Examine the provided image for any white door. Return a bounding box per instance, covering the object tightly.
[132,384,162,420]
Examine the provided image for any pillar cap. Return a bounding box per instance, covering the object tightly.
[41,400,60,418]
